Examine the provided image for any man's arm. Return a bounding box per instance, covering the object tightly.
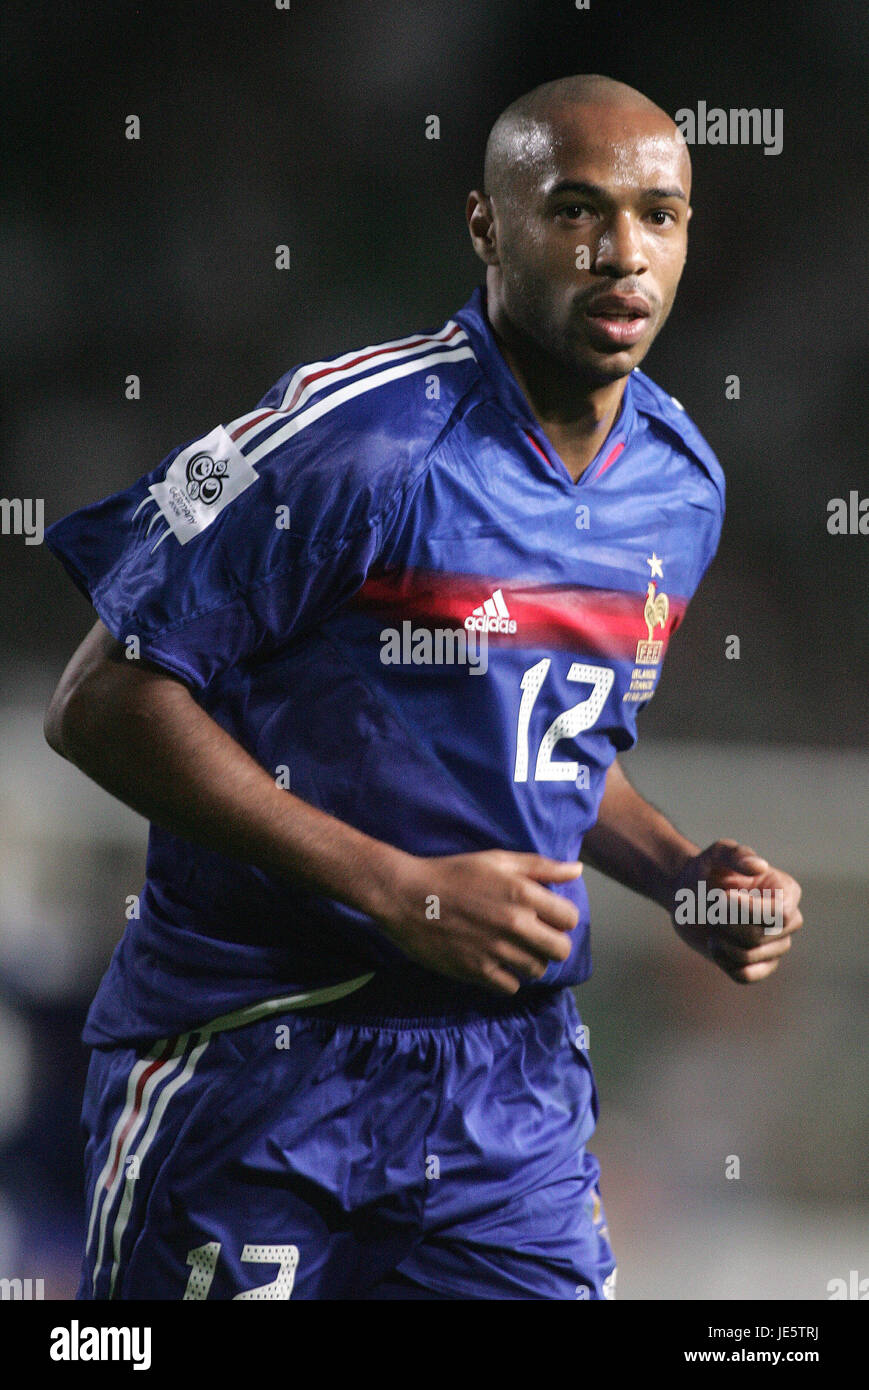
[45,620,581,996]
[580,757,700,909]
[582,757,803,983]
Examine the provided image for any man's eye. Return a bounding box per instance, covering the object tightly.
[648,209,676,225]
[558,204,592,219]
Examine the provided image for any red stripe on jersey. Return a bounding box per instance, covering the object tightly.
[351,570,685,658]
[524,433,626,482]
[525,431,555,470]
[284,324,464,413]
[229,324,464,442]
[231,411,273,442]
[595,440,625,478]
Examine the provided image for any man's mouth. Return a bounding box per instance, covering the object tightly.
[584,294,652,348]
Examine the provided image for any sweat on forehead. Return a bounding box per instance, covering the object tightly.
[483,74,682,199]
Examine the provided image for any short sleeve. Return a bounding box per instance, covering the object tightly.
[46,383,396,687]
[696,475,725,588]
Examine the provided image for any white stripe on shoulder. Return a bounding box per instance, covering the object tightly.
[244,343,475,467]
[226,320,471,454]
[273,329,468,430]
[276,319,465,413]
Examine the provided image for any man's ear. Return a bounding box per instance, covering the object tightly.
[466,191,500,266]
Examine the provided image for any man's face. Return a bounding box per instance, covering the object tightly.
[487,103,692,386]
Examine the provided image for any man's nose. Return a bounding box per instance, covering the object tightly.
[592,211,648,277]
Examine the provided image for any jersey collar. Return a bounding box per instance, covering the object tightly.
[454,284,636,487]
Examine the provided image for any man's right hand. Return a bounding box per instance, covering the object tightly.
[373,850,582,995]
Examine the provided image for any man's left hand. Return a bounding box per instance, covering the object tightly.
[670,839,803,983]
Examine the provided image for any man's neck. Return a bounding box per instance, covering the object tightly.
[488,310,628,484]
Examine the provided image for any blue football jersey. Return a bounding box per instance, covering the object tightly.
[47,287,724,1045]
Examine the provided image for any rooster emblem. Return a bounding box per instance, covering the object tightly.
[643,581,669,643]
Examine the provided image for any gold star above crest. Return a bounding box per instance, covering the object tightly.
[646,553,664,579]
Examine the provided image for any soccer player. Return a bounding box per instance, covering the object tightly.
[45,74,803,1300]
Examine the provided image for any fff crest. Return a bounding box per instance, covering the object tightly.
[636,577,669,665]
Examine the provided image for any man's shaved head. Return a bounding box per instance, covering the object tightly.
[484,74,688,203]
[467,73,692,395]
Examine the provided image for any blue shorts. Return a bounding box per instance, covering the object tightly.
[79,983,616,1300]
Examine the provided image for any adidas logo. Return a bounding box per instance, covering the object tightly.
[464,587,517,634]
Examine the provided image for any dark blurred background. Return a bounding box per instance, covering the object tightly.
[1,0,866,1299]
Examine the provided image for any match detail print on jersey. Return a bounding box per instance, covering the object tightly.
[132,425,260,551]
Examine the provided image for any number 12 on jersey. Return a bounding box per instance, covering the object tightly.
[513,659,614,783]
